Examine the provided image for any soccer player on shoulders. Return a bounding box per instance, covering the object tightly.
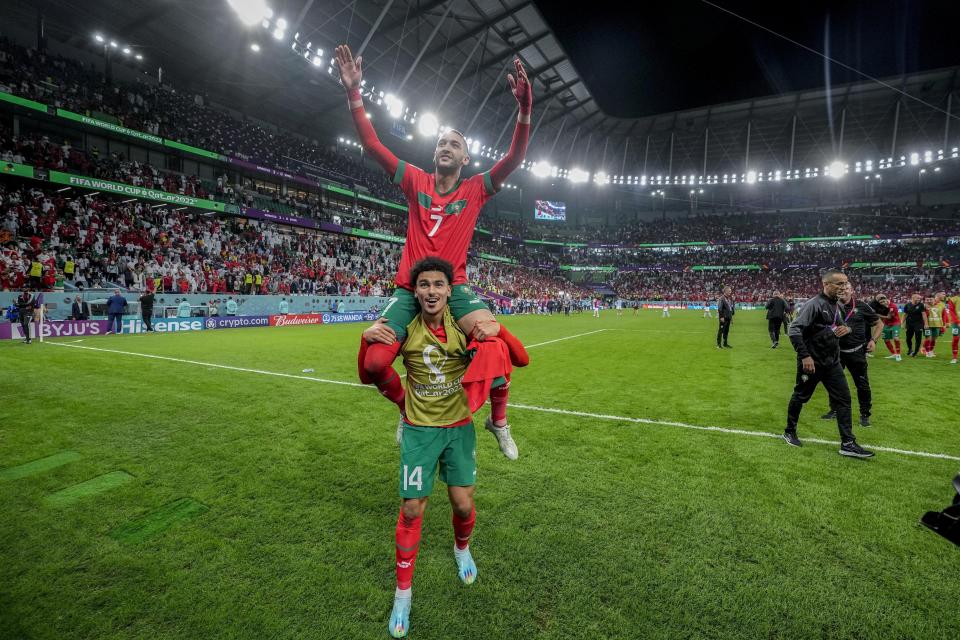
[385,257,507,638]
[335,44,531,456]
[872,294,902,361]
[946,289,960,364]
[923,293,947,358]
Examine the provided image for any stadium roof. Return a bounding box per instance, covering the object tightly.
[5,1,960,178]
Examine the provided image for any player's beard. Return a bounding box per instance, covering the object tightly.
[434,154,462,177]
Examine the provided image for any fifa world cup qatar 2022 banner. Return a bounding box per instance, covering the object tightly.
[0,319,110,340]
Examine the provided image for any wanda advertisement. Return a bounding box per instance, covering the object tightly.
[269,313,325,327]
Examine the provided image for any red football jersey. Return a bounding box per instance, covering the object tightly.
[393,160,496,290]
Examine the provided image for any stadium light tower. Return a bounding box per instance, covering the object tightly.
[568,168,589,183]
[417,112,439,137]
[532,162,554,179]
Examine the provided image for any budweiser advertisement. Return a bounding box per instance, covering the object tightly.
[269,313,325,327]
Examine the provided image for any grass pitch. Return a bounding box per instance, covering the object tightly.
[1,310,958,639]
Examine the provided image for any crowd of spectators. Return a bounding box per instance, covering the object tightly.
[0,37,404,203]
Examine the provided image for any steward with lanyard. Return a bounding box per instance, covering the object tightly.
[782,269,874,458]
[820,285,883,427]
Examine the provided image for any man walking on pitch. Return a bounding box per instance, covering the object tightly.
[717,286,735,348]
[15,289,36,344]
[820,284,882,427]
[782,269,874,458]
[336,44,531,458]
[765,290,787,348]
[385,257,508,638]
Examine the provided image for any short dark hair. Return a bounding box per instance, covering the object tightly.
[821,268,845,282]
[410,257,454,287]
[444,129,468,147]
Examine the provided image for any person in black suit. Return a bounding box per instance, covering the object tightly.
[139,288,156,332]
[717,286,735,348]
[765,291,788,348]
[71,295,90,321]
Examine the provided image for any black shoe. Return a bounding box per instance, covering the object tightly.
[771,343,779,349]
[839,440,875,458]
[782,431,802,447]
[910,352,918,358]
[716,344,722,349]
[821,410,836,420]
[25,339,31,344]
[723,344,732,348]
[859,415,871,427]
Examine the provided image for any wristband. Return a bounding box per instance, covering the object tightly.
[347,88,362,101]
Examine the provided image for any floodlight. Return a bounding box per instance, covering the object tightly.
[272,28,284,40]
[470,139,480,154]
[135,54,143,60]
[94,34,104,43]
[828,160,846,179]
[594,171,609,186]
[250,43,261,52]
[746,170,757,184]
[228,0,271,26]
[312,55,323,66]
[531,162,553,178]
[385,94,404,119]
[110,40,118,48]
[910,152,920,166]
[568,168,589,183]
[122,47,131,55]
[417,112,439,137]
[276,18,287,29]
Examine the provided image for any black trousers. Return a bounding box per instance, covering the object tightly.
[905,324,924,354]
[717,318,732,345]
[837,349,871,417]
[786,359,855,442]
[19,313,31,340]
[768,318,783,344]
[142,309,153,331]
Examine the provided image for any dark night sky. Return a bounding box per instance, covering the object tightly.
[535,0,960,118]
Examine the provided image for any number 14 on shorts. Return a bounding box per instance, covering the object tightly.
[403,465,423,491]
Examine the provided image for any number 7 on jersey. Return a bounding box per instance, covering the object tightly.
[428,214,443,237]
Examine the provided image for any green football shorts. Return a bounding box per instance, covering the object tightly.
[881,326,900,340]
[925,327,942,338]
[398,421,477,499]
[380,285,489,339]
[952,324,959,336]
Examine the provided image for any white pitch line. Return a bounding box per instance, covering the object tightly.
[45,341,960,462]
[45,341,366,389]
[525,329,608,349]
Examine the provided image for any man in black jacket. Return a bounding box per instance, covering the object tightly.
[902,293,926,357]
[15,289,36,344]
[783,270,874,458]
[716,286,735,348]
[139,288,156,332]
[820,285,883,427]
[765,291,788,348]
[71,295,90,321]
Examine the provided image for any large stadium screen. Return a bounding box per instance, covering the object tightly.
[534,200,566,221]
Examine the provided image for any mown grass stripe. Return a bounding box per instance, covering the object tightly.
[109,498,209,544]
[0,451,82,481]
[44,471,134,507]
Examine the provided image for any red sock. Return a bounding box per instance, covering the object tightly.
[452,505,476,550]
[952,336,959,359]
[884,340,895,354]
[894,339,901,355]
[497,324,529,367]
[490,381,509,425]
[923,339,930,352]
[364,342,405,412]
[395,511,422,589]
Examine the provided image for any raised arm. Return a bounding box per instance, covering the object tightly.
[334,45,399,176]
[489,58,532,189]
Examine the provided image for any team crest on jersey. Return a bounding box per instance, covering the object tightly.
[444,199,468,215]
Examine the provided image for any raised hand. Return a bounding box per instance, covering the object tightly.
[506,57,532,115]
[335,44,362,91]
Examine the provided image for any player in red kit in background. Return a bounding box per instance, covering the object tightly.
[335,44,530,458]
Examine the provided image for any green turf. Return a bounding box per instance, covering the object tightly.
[0,310,957,639]
[44,471,135,507]
[0,450,81,481]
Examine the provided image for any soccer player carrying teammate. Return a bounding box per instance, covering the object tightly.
[334,44,531,457]
[872,294,902,361]
[385,257,509,638]
[946,290,960,364]
[923,294,948,358]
